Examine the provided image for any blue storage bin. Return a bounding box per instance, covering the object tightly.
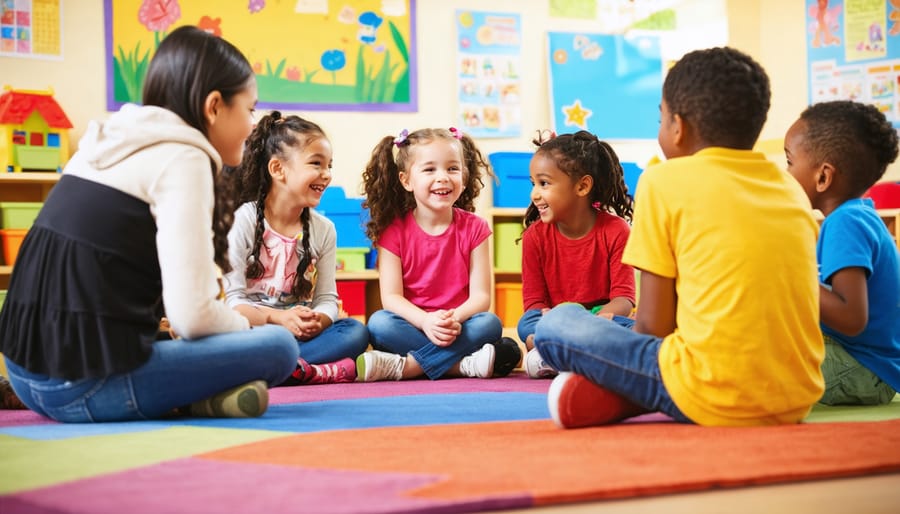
[490,152,533,208]
[622,161,643,198]
[317,187,371,248]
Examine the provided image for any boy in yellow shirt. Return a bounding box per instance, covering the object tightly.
[535,47,824,427]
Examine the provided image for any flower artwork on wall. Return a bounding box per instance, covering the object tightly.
[104,0,417,112]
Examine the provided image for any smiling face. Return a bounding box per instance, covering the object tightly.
[400,139,465,214]
[206,77,258,167]
[529,151,587,226]
[279,136,334,209]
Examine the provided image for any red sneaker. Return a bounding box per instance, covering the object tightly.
[304,357,358,384]
[547,372,645,428]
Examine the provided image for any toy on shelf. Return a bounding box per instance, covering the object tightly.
[0,86,73,173]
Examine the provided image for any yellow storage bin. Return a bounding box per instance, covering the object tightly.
[0,202,42,229]
[495,282,524,327]
[494,222,522,272]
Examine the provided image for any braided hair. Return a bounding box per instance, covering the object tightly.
[235,111,328,299]
[523,130,633,229]
[362,128,494,244]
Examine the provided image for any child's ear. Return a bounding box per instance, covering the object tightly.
[672,113,686,147]
[399,171,413,192]
[203,90,224,126]
[576,174,593,197]
[816,162,836,192]
[268,156,284,180]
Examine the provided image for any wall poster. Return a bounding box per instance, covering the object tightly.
[1,0,63,59]
[806,0,900,128]
[455,10,523,139]
[105,0,417,113]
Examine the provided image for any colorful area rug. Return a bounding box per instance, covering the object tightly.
[2,373,900,513]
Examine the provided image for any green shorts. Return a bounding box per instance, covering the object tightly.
[820,335,897,406]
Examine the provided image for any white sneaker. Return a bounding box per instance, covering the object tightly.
[459,343,496,378]
[356,350,404,382]
[525,348,558,379]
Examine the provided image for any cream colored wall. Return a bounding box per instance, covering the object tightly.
[3,0,896,198]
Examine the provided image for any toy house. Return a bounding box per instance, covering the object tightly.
[0,86,72,173]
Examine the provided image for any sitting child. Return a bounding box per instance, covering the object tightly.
[784,100,900,405]
[535,47,824,428]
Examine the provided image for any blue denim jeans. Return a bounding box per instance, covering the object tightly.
[518,308,635,342]
[366,310,502,379]
[4,325,298,423]
[298,318,369,364]
[534,303,692,423]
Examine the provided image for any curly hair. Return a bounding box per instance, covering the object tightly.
[663,46,770,149]
[212,167,238,273]
[234,111,328,299]
[797,101,899,197]
[523,130,633,229]
[362,128,494,244]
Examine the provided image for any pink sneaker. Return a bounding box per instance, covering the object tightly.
[303,357,358,384]
[547,372,646,429]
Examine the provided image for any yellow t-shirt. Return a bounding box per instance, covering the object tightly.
[623,148,824,426]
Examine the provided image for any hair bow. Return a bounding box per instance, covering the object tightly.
[449,127,463,140]
[393,129,409,147]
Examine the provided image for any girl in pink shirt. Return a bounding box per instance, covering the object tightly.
[357,128,518,381]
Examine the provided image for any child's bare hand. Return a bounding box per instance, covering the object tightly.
[596,312,615,320]
[422,310,460,347]
[294,306,324,339]
[271,308,307,338]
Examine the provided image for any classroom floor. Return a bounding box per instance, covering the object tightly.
[500,472,900,513]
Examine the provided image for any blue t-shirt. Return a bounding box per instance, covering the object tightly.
[819,198,900,391]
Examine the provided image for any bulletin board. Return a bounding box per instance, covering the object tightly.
[104,0,417,113]
[805,0,900,128]
[547,31,663,140]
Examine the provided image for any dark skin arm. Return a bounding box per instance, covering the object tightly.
[820,267,868,337]
[632,270,676,337]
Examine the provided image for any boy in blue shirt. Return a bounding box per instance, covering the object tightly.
[785,100,900,405]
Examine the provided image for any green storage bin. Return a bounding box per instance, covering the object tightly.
[0,290,6,312]
[335,247,369,272]
[494,222,522,272]
[0,202,43,229]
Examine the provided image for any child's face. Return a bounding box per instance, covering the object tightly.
[280,136,334,209]
[784,119,821,205]
[529,151,588,226]
[207,77,258,167]
[400,139,465,213]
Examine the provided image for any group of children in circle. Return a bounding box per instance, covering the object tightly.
[1,26,897,428]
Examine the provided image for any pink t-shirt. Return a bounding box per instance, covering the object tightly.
[379,208,491,312]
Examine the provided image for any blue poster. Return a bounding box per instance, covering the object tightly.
[806,0,900,127]
[547,31,662,140]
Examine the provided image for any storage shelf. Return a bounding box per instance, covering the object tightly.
[0,172,62,184]
[336,270,378,280]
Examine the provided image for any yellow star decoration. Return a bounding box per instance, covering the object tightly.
[563,99,592,130]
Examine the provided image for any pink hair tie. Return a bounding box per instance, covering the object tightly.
[393,129,409,147]
[449,127,463,140]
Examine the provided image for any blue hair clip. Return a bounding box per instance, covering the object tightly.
[393,129,409,147]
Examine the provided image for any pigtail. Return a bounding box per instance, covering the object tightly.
[594,140,633,222]
[288,207,314,299]
[211,165,237,273]
[455,132,494,212]
[362,135,413,244]
[236,112,279,279]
